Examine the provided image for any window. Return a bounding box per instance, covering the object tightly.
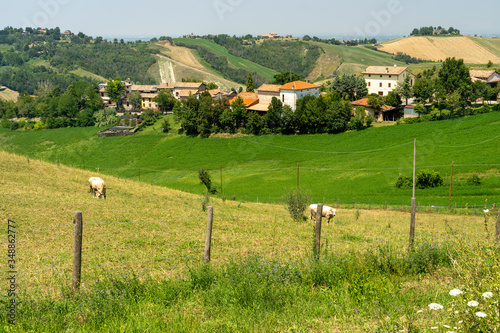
[380,75,383,78]
[368,82,371,87]
[369,74,371,77]
[379,83,382,87]
[389,75,392,78]
[282,95,285,103]
[388,83,391,88]
[378,91,384,96]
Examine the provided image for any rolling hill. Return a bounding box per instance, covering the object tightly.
[379,36,500,64]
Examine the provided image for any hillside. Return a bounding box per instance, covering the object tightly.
[1,112,499,207]
[155,41,244,90]
[379,36,500,64]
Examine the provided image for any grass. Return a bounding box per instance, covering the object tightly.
[69,68,107,82]
[173,38,278,81]
[1,112,499,208]
[0,150,498,331]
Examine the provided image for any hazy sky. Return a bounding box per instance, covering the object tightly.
[1,0,499,39]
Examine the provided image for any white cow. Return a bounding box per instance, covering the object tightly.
[88,177,106,199]
[309,204,336,224]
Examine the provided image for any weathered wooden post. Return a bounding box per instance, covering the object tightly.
[315,203,323,259]
[73,211,83,291]
[204,207,214,263]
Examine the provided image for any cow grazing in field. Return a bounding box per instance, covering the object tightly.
[309,204,336,224]
[88,177,106,199]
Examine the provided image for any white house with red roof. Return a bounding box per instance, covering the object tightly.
[279,81,320,111]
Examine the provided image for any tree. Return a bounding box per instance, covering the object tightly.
[412,76,435,103]
[128,91,142,110]
[94,109,117,127]
[106,77,126,109]
[384,90,402,108]
[413,102,425,116]
[246,72,254,92]
[487,60,493,68]
[438,57,471,98]
[331,74,368,101]
[198,168,217,194]
[153,89,176,112]
[206,82,218,90]
[396,75,413,105]
[367,94,384,115]
[272,72,302,85]
[265,97,283,131]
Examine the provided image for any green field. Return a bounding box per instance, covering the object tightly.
[468,36,500,61]
[1,147,499,332]
[174,38,278,81]
[1,112,499,208]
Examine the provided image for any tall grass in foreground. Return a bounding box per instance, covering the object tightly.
[0,240,458,332]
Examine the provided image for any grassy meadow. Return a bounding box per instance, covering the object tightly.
[1,150,499,332]
[0,112,499,210]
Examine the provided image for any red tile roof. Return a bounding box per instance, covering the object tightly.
[280,81,320,91]
[351,98,396,112]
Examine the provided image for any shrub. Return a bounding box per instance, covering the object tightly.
[284,188,310,222]
[198,168,217,194]
[396,170,444,189]
[466,174,481,186]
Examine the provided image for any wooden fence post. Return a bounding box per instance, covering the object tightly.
[315,203,323,259]
[204,207,214,263]
[73,211,83,291]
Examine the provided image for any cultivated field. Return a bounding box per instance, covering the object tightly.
[379,36,500,64]
[0,87,19,101]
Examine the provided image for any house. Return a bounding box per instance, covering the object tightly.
[262,32,281,39]
[63,30,73,37]
[172,82,206,100]
[208,89,223,100]
[98,82,132,108]
[280,81,320,111]
[470,70,500,87]
[351,98,399,121]
[229,92,259,108]
[256,84,282,104]
[362,66,412,96]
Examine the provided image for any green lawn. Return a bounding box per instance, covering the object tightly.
[1,112,499,208]
[174,38,278,81]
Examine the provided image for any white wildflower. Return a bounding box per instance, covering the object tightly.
[482,292,493,298]
[483,209,489,213]
[467,301,479,307]
[430,327,438,330]
[476,311,487,318]
[417,310,423,313]
[449,289,463,296]
[443,325,451,328]
[428,303,444,310]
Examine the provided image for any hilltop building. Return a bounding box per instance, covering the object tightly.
[362,65,413,96]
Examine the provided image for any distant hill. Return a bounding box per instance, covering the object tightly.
[378,36,500,64]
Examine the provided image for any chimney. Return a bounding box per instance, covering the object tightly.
[386,67,389,73]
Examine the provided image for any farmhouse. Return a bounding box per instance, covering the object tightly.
[362,66,412,96]
[262,33,281,39]
[470,70,500,87]
[280,81,320,111]
[351,98,399,121]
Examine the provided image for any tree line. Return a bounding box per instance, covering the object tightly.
[172,91,370,138]
[410,26,460,36]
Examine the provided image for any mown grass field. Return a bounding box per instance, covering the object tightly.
[0,112,499,209]
[0,150,499,332]
[173,38,278,81]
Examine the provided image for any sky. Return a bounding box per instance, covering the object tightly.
[1,0,499,39]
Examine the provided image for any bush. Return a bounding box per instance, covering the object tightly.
[284,188,310,222]
[466,174,481,186]
[198,168,217,194]
[396,170,444,189]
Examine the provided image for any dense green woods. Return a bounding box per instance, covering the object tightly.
[0,27,157,94]
[211,35,322,79]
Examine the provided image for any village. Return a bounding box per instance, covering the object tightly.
[99,65,500,123]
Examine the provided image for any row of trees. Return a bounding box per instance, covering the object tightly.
[172,91,370,137]
[410,26,460,36]
[0,81,104,129]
